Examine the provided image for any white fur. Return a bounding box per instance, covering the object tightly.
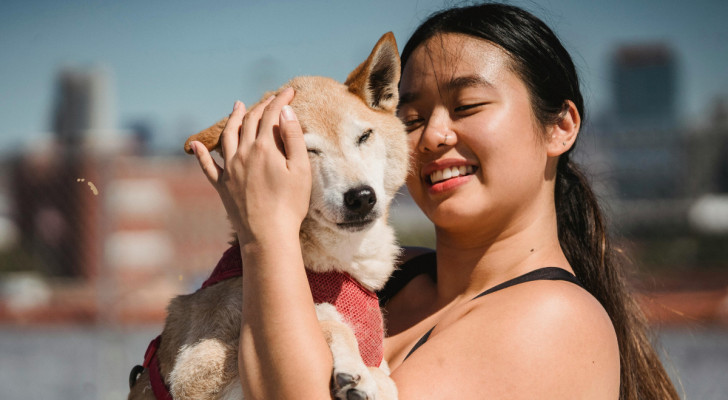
[169,338,233,400]
[301,116,402,291]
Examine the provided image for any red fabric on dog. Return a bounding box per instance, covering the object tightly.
[204,245,384,367]
[141,245,385,399]
[142,335,172,400]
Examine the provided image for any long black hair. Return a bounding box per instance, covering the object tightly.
[401,3,678,399]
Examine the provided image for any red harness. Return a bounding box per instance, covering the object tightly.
[139,245,384,399]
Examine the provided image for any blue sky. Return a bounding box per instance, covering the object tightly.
[1,0,726,155]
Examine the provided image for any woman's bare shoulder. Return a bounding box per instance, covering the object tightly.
[390,279,621,399]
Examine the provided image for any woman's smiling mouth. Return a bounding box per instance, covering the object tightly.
[428,165,476,184]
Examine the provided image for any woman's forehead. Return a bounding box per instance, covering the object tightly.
[400,33,514,97]
[401,33,512,86]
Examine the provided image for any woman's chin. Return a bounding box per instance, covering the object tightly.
[427,202,485,230]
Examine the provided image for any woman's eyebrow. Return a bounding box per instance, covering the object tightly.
[398,91,419,108]
[446,74,494,92]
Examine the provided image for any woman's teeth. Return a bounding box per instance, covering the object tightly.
[429,165,474,184]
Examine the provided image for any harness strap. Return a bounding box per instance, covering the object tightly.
[143,335,173,399]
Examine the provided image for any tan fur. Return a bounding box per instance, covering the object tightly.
[129,33,407,400]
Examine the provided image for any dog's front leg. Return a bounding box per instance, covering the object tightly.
[315,303,398,400]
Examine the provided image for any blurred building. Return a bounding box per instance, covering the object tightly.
[612,43,677,130]
[594,43,728,242]
[4,66,231,323]
[93,155,230,322]
[686,98,728,196]
[684,98,728,236]
[600,42,682,202]
[12,66,118,278]
[52,66,119,149]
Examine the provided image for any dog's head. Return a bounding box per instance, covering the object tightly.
[185,32,408,237]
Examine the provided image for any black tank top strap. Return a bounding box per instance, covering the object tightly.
[472,266,581,300]
[403,267,582,361]
[378,251,437,307]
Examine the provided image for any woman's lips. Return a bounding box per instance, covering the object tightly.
[428,165,475,184]
[422,159,478,185]
[428,173,474,194]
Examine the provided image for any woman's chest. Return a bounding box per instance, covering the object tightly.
[382,289,480,369]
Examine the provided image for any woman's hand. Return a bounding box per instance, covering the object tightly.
[190,89,330,399]
[189,87,311,245]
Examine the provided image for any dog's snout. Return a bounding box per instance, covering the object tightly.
[343,186,377,217]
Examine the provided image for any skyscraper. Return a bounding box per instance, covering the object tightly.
[52,66,117,149]
[603,42,682,201]
[612,43,677,130]
[11,66,118,277]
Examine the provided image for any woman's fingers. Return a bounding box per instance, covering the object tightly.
[241,94,277,151]
[279,105,308,164]
[258,87,295,147]
[222,101,246,165]
[191,140,222,184]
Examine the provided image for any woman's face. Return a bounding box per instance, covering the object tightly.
[398,33,553,235]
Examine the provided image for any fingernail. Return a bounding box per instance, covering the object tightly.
[190,141,197,154]
[266,94,276,102]
[281,105,297,122]
[233,101,242,111]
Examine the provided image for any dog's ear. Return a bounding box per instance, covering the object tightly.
[345,32,400,113]
[183,116,229,154]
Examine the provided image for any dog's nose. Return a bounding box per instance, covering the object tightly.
[343,186,377,217]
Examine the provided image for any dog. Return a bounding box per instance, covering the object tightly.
[127,32,408,400]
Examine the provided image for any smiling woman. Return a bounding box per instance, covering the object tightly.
[399,34,552,218]
[381,3,680,399]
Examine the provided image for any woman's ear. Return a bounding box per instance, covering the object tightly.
[546,100,581,157]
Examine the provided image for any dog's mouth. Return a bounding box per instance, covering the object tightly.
[336,219,375,232]
[311,209,377,232]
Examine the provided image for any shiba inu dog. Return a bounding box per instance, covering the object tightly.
[127,32,408,400]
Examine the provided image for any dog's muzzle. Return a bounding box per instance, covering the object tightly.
[343,185,376,217]
[335,185,378,231]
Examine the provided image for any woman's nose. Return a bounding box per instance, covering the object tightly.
[416,112,456,152]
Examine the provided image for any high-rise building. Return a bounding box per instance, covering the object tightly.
[601,43,683,201]
[12,66,119,278]
[612,43,677,130]
[52,66,118,149]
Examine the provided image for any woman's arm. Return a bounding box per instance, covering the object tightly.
[190,89,332,399]
[239,233,332,399]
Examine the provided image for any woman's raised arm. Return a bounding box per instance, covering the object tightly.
[190,88,333,399]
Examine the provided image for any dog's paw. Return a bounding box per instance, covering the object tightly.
[332,368,378,400]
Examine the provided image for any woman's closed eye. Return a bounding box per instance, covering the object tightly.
[402,116,424,131]
[454,102,488,113]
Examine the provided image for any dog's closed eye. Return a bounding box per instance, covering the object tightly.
[307,148,322,156]
[358,129,373,146]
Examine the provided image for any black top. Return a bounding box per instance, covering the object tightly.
[378,252,438,307]
[377,252,583,360]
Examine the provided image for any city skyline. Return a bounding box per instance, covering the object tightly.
[1,0,727,154]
